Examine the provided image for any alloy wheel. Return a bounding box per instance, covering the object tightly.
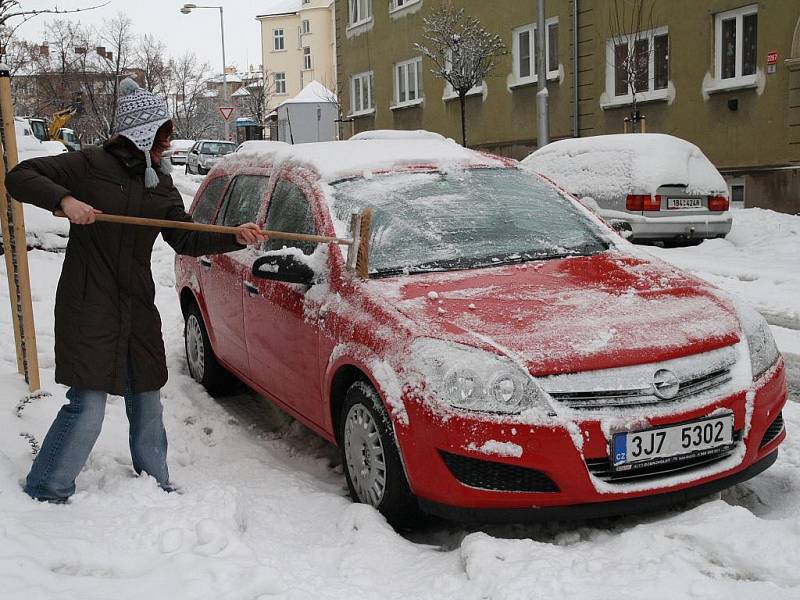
[343,403,387,507]
[185,314,205,381]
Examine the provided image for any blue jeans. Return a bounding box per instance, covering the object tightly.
[24,382,169,502]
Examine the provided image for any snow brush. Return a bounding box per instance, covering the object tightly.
[54,208,374,278]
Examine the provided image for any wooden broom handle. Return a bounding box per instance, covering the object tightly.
[54,211,353,246]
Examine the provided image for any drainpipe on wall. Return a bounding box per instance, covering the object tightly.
[536,0,549,147]
[572,0,579,138]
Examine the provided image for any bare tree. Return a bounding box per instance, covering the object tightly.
[0,0,109,59]
[608,0,656,132]
[166,51,216,140]
[414,2,506,147]
[136,34,170,99]
[237,72,272,129]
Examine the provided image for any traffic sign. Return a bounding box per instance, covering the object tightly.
[219,106,235,121]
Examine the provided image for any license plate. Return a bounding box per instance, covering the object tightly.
[612,414,734,472]
[667,197,703,209]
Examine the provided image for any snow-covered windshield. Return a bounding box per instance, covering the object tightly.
[331,168,609,277]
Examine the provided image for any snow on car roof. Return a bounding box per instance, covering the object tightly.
[350,130,451,142]
[222,136,509,182]
[521,133,727,199]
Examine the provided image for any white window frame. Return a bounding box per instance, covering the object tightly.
[442,48,483,100]
[511,17,559,87]
[392,56,423,108]
[348,0,372,28]
[274,72,287,95]
[303,47,312,70]
[273,29,285,51]
[390,0,420,13]
[714,4,758,90]
[350,71,375,116]
[603,26,669,108]
[301,19,311,34]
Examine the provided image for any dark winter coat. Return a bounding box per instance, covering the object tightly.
[6,139,242,395]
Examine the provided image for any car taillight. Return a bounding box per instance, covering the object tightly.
[709,196,729,211]
[626,194,661,211]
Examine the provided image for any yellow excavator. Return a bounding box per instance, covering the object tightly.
[28,95,83,152]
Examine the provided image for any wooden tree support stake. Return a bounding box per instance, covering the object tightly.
[0,62,40,393]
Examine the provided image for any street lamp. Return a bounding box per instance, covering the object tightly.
[180,3,230,140]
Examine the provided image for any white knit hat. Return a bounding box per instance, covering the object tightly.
[113,77,170,188]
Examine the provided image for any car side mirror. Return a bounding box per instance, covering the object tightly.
[252,253,316,286]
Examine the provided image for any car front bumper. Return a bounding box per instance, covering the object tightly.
[396,360,786,521]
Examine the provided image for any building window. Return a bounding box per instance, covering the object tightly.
[275,72,286,95]
[443,48,482,99]
[511,17,559,85]
[605,26,669,105]
[302,0,311,4]
[303,47,312,70]
[301,19,311,34]
[394,57,423,106]
[351,71,374,115]
[391,0,420,10]
[715,4,757,86]
[273,29,284,51]
[348,0,372,27]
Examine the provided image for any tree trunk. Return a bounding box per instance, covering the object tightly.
[459,92,467,147]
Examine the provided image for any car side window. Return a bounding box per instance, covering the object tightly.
[191,175,231,224]
[263,179,318,255]
[216,174,270,227]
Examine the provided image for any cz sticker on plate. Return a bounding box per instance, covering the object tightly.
[612,413,734,472]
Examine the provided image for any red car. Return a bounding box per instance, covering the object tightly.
[175,137,786,525]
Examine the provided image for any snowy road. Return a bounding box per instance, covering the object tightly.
[1,173,798,599]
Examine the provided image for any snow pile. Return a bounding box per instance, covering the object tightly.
[521,133,728,199]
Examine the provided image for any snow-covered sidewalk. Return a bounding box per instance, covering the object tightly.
[1,178,798,599]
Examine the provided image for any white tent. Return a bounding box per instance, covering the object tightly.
[274,81,338,144]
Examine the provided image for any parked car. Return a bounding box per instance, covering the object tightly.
[185,139,236,175]
[522,134,732,246]
[175,136,786,526]
[164,139,195,165]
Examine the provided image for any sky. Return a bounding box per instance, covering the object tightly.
[14,0,271,74]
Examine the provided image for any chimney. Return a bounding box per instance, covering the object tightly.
[96,46,106,57]
[39,44,50,57]
[106,51,113,61]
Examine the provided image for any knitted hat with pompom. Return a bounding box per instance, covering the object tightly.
[113,77,170,188]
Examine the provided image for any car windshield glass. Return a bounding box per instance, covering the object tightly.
[201,142,236,155]
[331,168,609,277]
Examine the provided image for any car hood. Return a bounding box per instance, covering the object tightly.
[369,251,740,376]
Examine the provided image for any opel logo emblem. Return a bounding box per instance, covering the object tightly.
[653,369,680,399]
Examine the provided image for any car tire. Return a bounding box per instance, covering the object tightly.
[198,166,208,175]
[663,238,704,248]
[338,381,421,528]
[184,302,234,396]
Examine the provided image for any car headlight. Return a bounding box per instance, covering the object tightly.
[738,304,780,380]
[411,338,550,415]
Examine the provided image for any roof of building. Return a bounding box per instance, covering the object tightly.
[256,0,302,18]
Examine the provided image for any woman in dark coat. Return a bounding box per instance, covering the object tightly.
[6,78,264,502]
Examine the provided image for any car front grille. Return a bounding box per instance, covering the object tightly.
[540,346,737,410]
[760,412,784,448]
[438,450,559,493]
[585,430,742,483]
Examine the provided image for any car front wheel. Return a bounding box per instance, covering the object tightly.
[184,302,233,395]
[338,381,420,527]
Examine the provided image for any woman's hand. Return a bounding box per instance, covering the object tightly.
[236,223,267,246]
[60,195,102,224]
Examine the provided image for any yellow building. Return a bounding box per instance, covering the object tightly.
[257,0,337,110]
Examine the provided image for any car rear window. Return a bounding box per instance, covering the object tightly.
[331,168,609,277]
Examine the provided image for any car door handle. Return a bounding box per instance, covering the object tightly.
[244,281,259,296]
[199,257,212,269]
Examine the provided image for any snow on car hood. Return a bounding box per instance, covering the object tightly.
[521,133,728,200]
[370,251,741,377]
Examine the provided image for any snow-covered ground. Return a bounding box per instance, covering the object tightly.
[1,176,798,599]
